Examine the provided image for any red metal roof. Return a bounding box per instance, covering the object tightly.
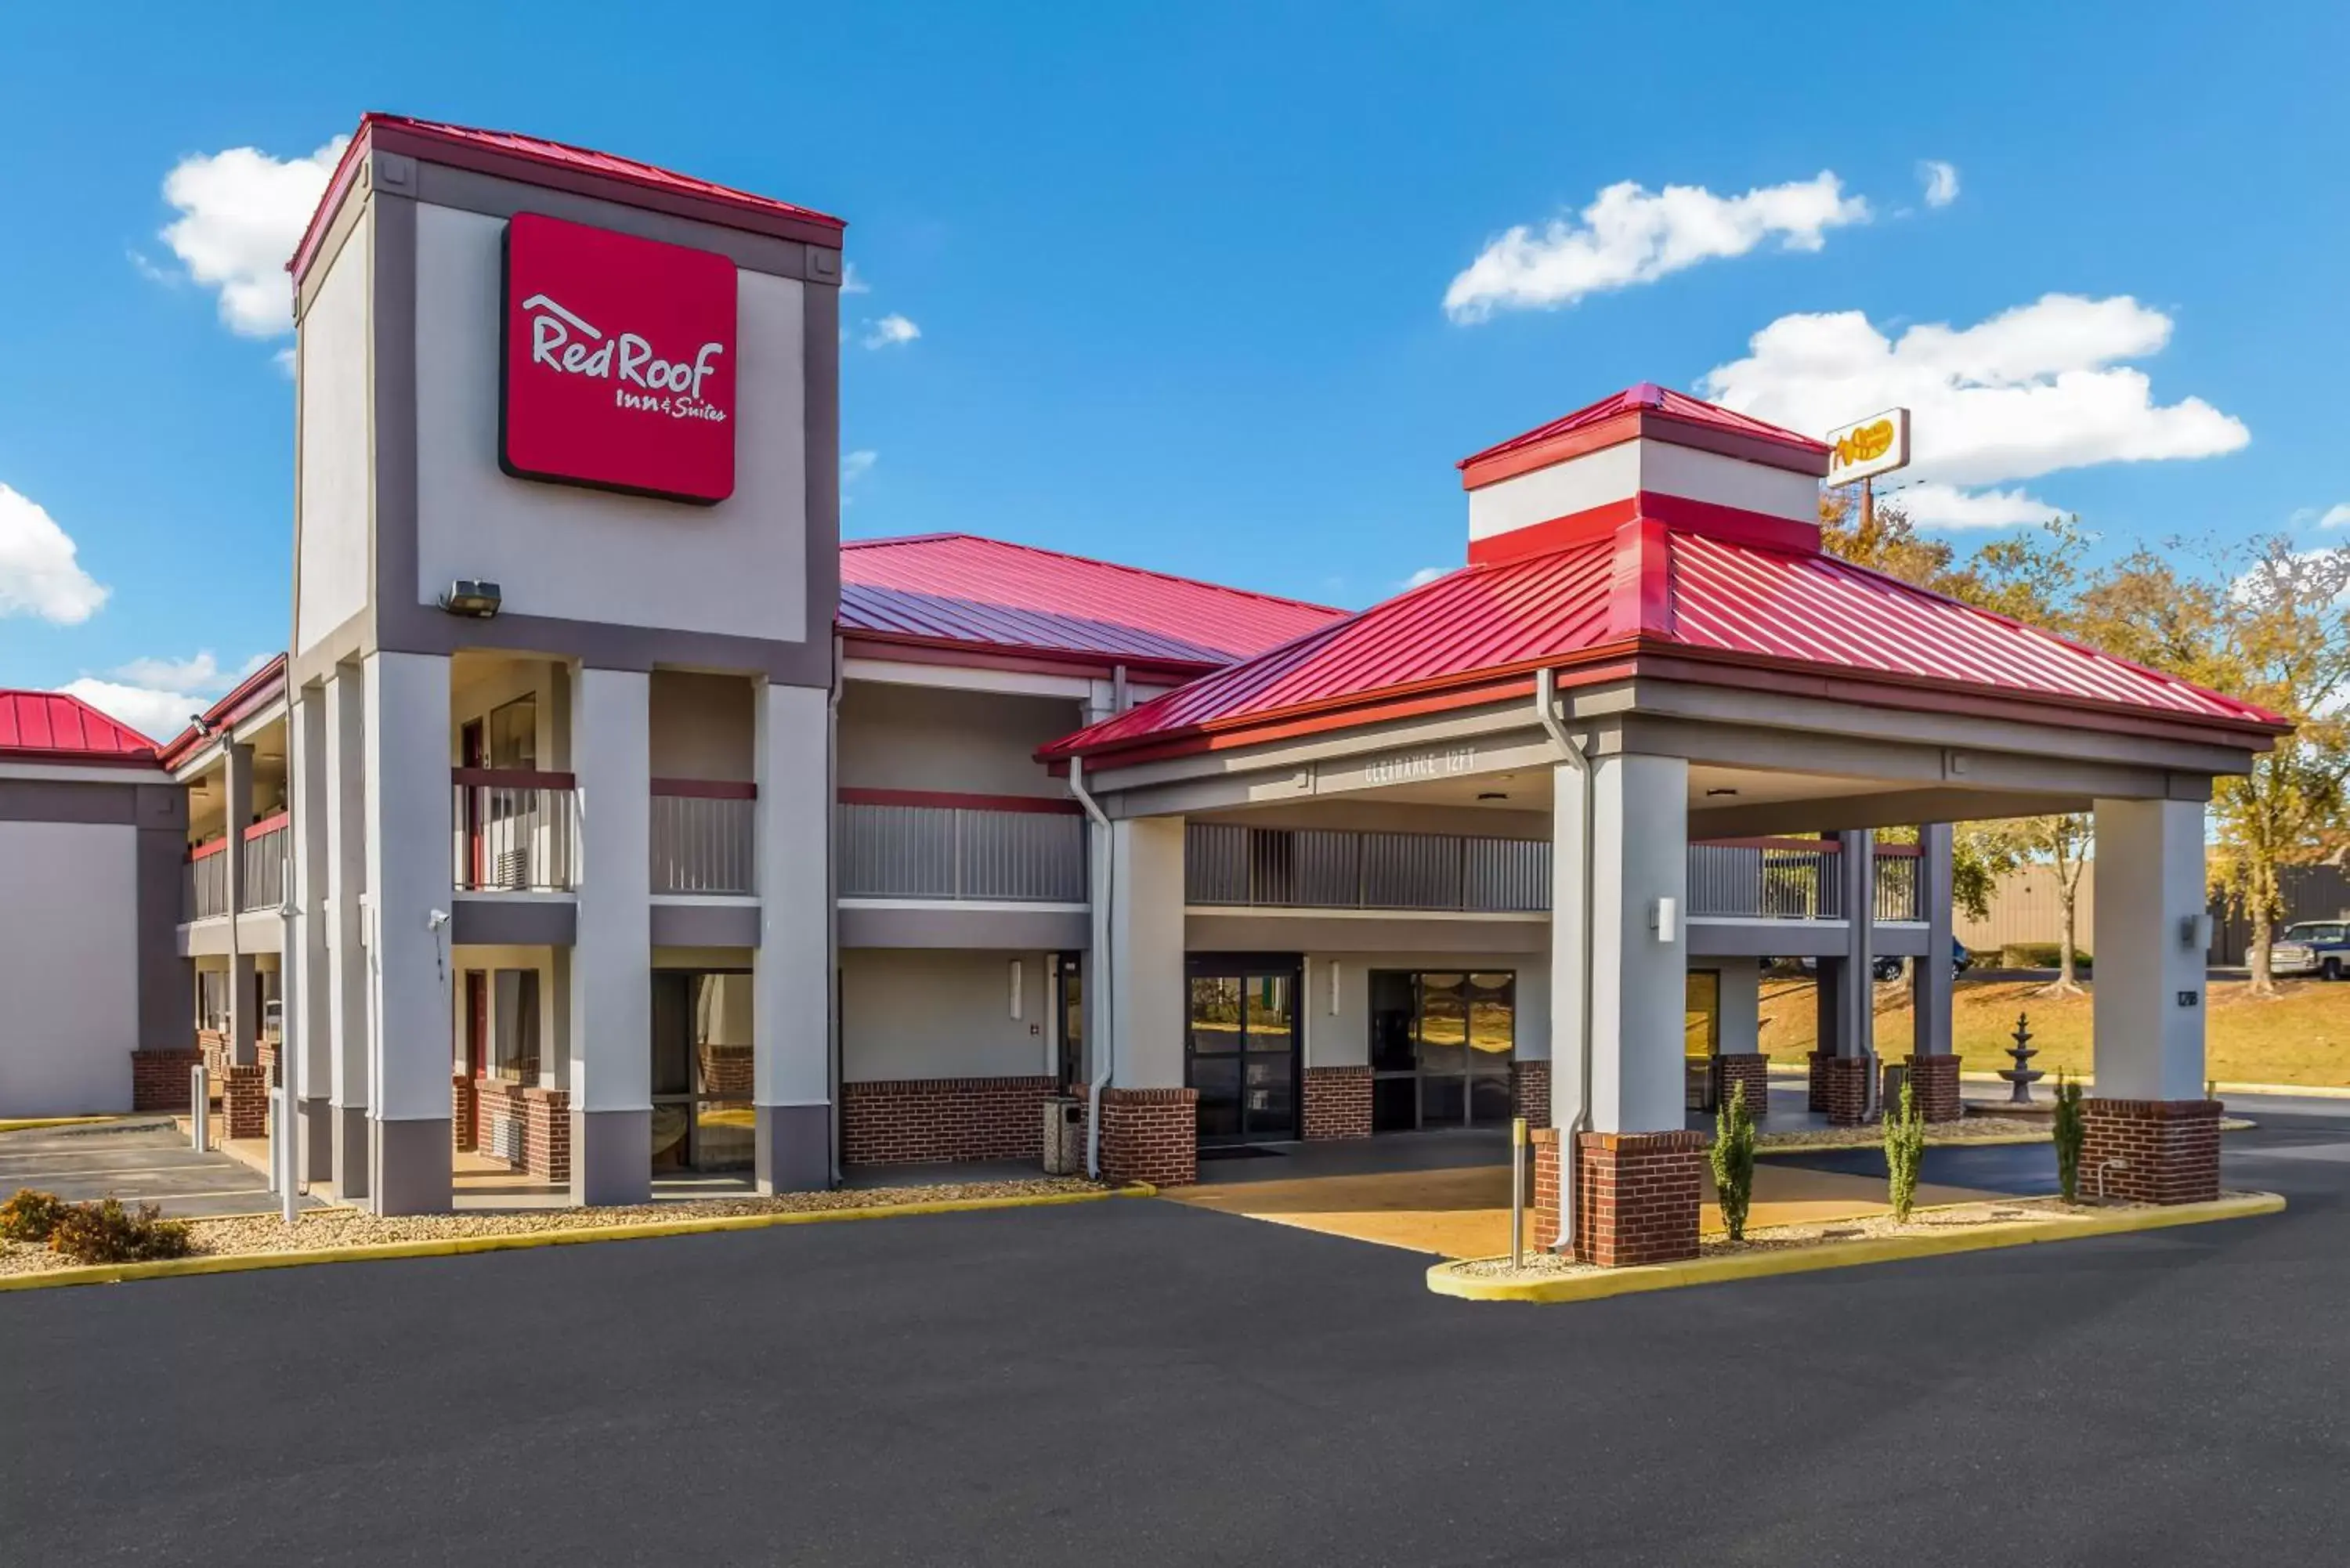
[1459,382,1828,489]
[292,113,845,285]
[155,654,291,769]
[841,534,1344,674]
[1043,519,2285,762]
[0,692,160,764]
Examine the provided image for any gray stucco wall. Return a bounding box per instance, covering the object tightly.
[837,683,1077,799]
[840,948,1055,1082]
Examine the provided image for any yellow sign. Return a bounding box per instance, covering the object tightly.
[1824,406,1911,486]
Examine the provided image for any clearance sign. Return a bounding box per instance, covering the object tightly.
[500,212,738,504]
[1824,406,1910,487]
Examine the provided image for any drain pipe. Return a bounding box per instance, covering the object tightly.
[1535,667,1596,1253]
[1067,755,1114,1179]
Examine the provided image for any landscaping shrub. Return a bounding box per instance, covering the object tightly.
[1998,943,2092,972]
[1709,1080,1758,1242]
[0,1188,69,1243]
[2052,1072,2086,1203]
[45,1198,193,1266]
[1883,1079,1925,1222]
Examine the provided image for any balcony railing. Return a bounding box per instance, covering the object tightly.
[1184,823,1549,912]
[239,814,288,912]
[453,769,579,892]
[1873,845,1924,922]
[1687,840,1843,920]
[652,779,757,895]
[184,837,230,921]
[837,792,1086,903]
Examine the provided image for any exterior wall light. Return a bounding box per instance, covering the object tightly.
[439,580,503,618]
[1650,896,1679,945]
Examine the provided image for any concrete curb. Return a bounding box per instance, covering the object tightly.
[0,1116,132,1135]
[0,1183,1156,1295]
[1426,1190,2287,1305]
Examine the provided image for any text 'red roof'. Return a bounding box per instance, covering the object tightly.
[0,692,159,763]
[1043,522,2285,763]
[841,534,1344,673]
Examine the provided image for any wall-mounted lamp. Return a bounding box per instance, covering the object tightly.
[2179,912,2213,952]
[439,580,503,618]
[1008,959,1024,1021]
[1650,895,1679,945]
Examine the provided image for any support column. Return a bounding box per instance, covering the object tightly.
[1833,829,1876,1123]
[1100,815,1192,1187]
[291,681,334,1181]
[222,742,256,1066]
[569,665,653,1208]
[1543,753,1704,1265]
[1905,823,1961,1122]
[754,679,832,1193]
[363,651,455,1216]
[2084,798,2221,1202]
[324,662,371,1198]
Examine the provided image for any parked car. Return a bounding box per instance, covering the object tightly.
[2270,921,2349,981]
[1766,940,1972,983]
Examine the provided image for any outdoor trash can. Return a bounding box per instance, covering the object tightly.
[1042,1096,1083,1175]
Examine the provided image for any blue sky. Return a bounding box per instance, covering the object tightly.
[2,2,2345,735]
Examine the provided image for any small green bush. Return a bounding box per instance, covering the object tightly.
[1998,943,2093,971]
[46,1198,193,1266]
[1883,1079,1925,1222]
[1709,1080,1758,1242]
[2052,1072,2087,1203]
[0,1188,69,1243]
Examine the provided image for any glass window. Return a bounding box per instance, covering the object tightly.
[1243,974,1293,1055]
[196,970,230,1035]
[1189,977,1242,1054]
[1685,971,1720,1058]
[493,970,542,1085]
[488,695,537,771]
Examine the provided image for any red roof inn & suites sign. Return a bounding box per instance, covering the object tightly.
[500,212,737,504]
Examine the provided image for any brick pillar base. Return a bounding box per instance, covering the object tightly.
[1301,1066,1372,1140]
[220,1064,269,1140]
[1574,1130,1706,1266]
[1806,1051,1834,1112]
[1905,1054,1962,1122]
[1714,1054,1770,1120]
[1532,1129,1562,1249]
[1098,1087,1197,1187]
[524,1088,571,1183]
[1821,1055,1871,1127]
[1509,1060,1551,1129]
[2082,1098,2222,1205]
[132,1050,202,1113]
[453,1075,479,1152]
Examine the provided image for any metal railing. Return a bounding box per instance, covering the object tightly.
[1687,841,1842,920]
[838,799,1086,902]
[239,816,288,912]
[1184,823,1549,912]
[1873,849,1923,923]
[652,782,757,895]
[452,771,579,892]
[184,841,230,921]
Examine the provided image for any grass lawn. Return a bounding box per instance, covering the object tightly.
[1756,976,2350,1088]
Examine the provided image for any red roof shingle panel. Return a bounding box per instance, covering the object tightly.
[1459,382,1829,471]
[0,692,159,761]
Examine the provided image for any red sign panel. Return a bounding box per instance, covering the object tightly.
[501,212,738,504]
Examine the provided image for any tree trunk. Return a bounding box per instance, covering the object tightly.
[2044,875,2087,996]
[2248,920,2275,998]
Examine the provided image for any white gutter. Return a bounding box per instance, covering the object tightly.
[828,634,846,1186]
[1066,754,1114,1180]
[1535,667,1594,1254]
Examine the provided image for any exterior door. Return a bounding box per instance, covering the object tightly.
[459,719,486,887]
[1366,970,1517,1130]
[1186,956,1300,1145]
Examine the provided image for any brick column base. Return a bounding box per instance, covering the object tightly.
[2082,1098,2222,1205]
[220,1064,269,1140]
[1098,1087,1197,1187]
[1509,1060,1551,1129]
[1531,1128,1707,1266]
[1301,1066,1372,1140]
[132,1050,202,1113]
[1714,1054,1770,1119]
[1905,1054,1963,1122]
[1821,1055,1871,1127]
[452,1075,479,1152]
[1806,1051,1834,1112]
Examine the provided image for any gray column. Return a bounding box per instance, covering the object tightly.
[1585,754,1690,1133]
[223,741,257,1066]
[291,681,334,1182]
[1911,824,1956,1059]
[1104,816,1187,1091]
[569,664,652,1207]
[2091,799,2208,1100]
[324,663,371,1198]
[1835,831,1876,1100]
[754,678,832,1193]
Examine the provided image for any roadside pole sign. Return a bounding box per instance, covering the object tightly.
[1824,407,1911,487]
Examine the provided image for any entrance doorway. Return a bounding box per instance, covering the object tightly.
[1368,971,1516,1133]
[1185,956,1300,1145]
[650,970,755,1173]
[1685,970,1721,1112]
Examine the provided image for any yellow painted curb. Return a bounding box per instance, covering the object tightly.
[0,1115,129,1135]
[0,1183,1155,1295]
[1427,1191,2287,1305]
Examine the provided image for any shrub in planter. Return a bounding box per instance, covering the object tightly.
[1883,1079,1925,1222]
[0,1188,69,1243]
[2052,1072,2086,1203]
[47,1198,193,1266]
[1709,1080,1758,1241]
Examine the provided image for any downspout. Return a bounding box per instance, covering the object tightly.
[1067,754,1113,1180]
[1535,667,1595,1254]
[827,634,844,1186]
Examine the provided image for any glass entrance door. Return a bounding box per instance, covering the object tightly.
[1368,970,1517,1131]
[650,970,755,1173]
[1186,957,1300,1145]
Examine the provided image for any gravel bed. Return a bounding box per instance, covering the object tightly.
[1753,1116,2048,1150]
[0,1177,1111,1279]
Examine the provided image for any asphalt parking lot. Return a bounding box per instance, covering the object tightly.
[0,1118,313,1218]
[2,1111,2345,1566]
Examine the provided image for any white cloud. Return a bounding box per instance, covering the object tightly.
[2316,504,2350,529]
[842,450,878,483]
[159,136,346,337]
[1894,482,2054,529]
[1918,160,1960,208]
[1401,565,1450,589]
[52,649,270,743]
[110,650,264,694]
[0,483,110,624]
[841,262,872,295]
[1699,293,2250,526]
[1443,172,1869,323]
[862,313,921,349]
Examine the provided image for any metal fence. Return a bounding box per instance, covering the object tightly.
[651,790,756,895]
[1872,851,1922,923]
[452,776,580,892]
[838,802,1086,902]
[1686,842,1841,919]
[239,819,287,912]
[184,845,230,921]
[1184,823,1550,912]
